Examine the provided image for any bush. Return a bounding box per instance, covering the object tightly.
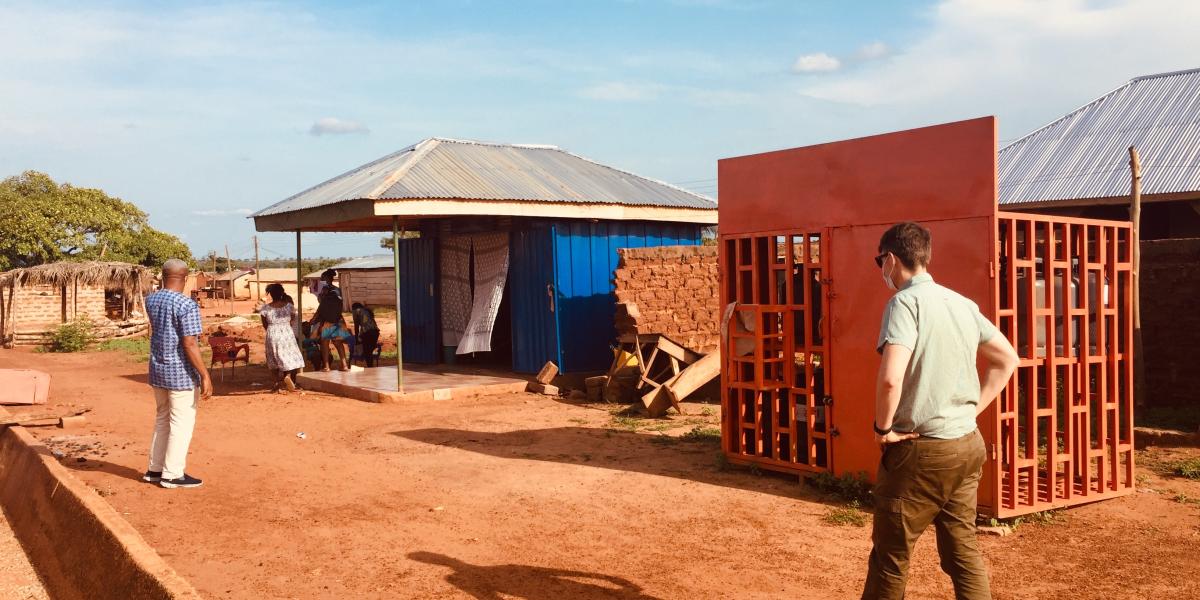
[46,318,95,352]
[1172,457,1200,480]
[808,471,873,505]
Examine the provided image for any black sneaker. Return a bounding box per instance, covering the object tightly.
[142,471,163,483]
[159,474,203,489]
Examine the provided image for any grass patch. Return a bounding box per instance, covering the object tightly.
[987,509,1065,531]
[379,349,398,359]
[97,337,151,362]
[1173,493,1200,507]
[701,406,716,417]
[1170,457,1200,480]
[807,471,873,505]
[822,501,868,527]
[682,425,721,446]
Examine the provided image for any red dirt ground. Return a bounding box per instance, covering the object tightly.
[3,345,1199,599]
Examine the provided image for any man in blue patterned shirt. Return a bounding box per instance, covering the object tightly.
[143,258,212,489]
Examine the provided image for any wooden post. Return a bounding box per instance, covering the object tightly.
[295,232,303,324]
[225,244,233,314]
[1129,146,1144,407]
[253,235,261,304]
[393,217,405,393]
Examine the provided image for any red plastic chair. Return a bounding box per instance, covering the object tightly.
[208,336,250,381]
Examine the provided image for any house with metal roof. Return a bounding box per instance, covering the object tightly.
[252,137,716,376]
[999,67,1200,239]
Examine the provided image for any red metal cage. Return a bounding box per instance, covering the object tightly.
[717,117,1135,518]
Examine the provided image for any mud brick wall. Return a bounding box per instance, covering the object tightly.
[613,245,720,353]
[1141,237,1200,406]
[11,284,105,333]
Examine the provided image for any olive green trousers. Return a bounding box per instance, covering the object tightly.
[861,429,991,600]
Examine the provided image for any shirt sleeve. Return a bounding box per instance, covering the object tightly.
[877,296,918,353]
[972,302,999,345]
[178,299,203,338]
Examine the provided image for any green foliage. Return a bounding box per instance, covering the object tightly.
[682,425,722,445]
[0,171,192,269]
[46,318,95,352]
[1171,457,1200,480]
[808,471,873,505]
[98,337,151,362]
[822,501,868,527]
[379,231,422,249]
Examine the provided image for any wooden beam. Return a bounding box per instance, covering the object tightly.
[1129,147,1144,408]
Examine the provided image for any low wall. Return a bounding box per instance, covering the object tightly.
[1141,237,1200,406]
[0,411,200,599]
[613,245,720,353]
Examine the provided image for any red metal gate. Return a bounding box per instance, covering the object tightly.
[720,231,832,473]
[987,213,1135,517]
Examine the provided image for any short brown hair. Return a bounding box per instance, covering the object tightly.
[878,222,931,270]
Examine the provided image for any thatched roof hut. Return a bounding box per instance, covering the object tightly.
[0,261,154,347]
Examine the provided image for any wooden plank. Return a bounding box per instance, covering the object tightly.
[664,352,720,407]
[655,336,700,365]
[641,386,674,418]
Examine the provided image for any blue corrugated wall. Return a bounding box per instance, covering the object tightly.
[550,220,701,372]
[509,224,561,373]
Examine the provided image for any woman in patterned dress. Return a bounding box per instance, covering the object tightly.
[260,284,306,393]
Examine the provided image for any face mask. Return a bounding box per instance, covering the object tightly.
[882,255,897,291]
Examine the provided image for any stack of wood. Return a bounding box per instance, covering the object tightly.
[604,334,721,418]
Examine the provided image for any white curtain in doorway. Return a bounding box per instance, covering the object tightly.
[440,235,472,347]
[457,231,509,355]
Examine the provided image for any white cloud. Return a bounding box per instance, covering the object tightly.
[192,208,253,217]
[853,41,890,61]
[800,0,1200,121]
[579,81,666,102]
[309,117,369,136]
[792,52,841,73]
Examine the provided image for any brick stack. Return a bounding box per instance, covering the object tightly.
[1141,237,1200,408]
[613,245,720,353]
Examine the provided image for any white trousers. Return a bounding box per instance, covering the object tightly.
[148,387,199,481]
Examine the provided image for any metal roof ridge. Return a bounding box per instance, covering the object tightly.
[1130,66,1200,82]
[430,136,560,150]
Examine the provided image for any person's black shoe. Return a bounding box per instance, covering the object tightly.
[142,471,162,483]
[159,474,203,489]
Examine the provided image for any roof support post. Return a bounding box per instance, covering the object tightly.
[295,231,303,325]
[393,216,405,393]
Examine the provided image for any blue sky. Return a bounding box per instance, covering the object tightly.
[2,0,1198,261]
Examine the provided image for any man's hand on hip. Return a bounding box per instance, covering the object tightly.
[876,430,919,448]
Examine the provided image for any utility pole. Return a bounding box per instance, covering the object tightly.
[226,244,234,315]
[1128,147,1144,408]
[253,235,261,304]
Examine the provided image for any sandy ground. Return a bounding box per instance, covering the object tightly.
[2,345,1199,599]
[0,508,48,600]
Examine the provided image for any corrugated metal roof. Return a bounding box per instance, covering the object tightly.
[999,68,1200,205]
[253,137,717,217]
[327,255,395,270]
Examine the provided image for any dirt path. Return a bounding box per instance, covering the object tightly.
[3,346,1199,599]
[0,508,48,600]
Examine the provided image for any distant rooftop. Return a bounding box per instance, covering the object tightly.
[999,68,1200,206]
[253,137,716,219]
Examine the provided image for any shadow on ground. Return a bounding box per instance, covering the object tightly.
[391,426,830,502]
[408,551,660,600]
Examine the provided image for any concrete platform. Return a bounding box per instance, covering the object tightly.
[297,365,531,403]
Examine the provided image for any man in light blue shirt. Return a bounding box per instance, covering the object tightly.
[143,258,212,489]
[862,223,1018,600]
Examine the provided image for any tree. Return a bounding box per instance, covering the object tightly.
[0,171,192,270]
[379,231,421,249]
